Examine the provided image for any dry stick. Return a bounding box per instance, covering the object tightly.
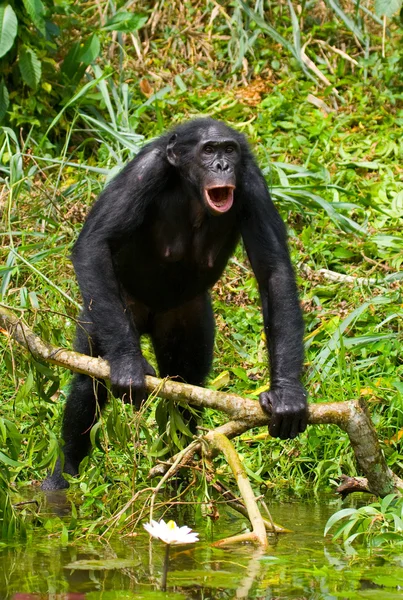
[1,306,402,501]
[205,431,268,549]
[148,439,200,524]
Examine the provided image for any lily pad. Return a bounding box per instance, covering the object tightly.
[64,558,137,570]
[87,591,185,600]
[168,569,241,589]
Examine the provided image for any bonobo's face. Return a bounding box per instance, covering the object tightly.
[196,129,240,215]
[166,123,241,216]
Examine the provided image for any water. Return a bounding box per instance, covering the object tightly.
[1,499,403,599]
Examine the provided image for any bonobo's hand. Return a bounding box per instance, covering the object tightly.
[259,383,308,440]
[107,353,156,410]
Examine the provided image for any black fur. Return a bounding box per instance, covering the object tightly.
[42,118,307,490]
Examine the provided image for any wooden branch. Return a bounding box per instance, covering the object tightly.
[300,263,400,286]
[208,479,290,534]
[300,263,377,285]
[336,475,373,498]
[205,431,268,548]
[1,305,402,499]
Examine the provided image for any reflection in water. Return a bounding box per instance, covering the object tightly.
[12,592,85,600]
[236,549,266,599]
[2,500,403,599]
[41,491,74,519]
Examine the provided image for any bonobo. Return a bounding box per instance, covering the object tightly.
[42,118,307,490]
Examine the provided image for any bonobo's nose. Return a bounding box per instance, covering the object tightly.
[214,159,230,172]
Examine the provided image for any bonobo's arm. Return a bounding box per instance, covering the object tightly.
[239,162,307,439]
[72,146,167,406]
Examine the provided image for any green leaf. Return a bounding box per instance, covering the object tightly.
[326,0,365,42]
[40,71,109,144]
[19,47,42,89]
[60,524,69,545]
[238,0,316,82]
[174,74,187,92]
[0,79,9,121]
[78,34,100,65]
[231,367,250,382]
[391,190,403,217]
[103,11,148,32]
[324,508,358,536]
[0,451,22,467]
[89,421,104,452]
[36,433,58,468]
[22,0,45,35]
[0,4,18,58]
[375,0,402,17]
[380,494,398,513]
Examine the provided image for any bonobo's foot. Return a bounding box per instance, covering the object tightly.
[41,458,78,491]
[259,382,308,440]
[41,472,69,491]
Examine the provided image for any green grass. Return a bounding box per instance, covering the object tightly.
[0,12,402,539]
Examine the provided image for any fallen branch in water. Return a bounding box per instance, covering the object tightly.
[1,306,403,546]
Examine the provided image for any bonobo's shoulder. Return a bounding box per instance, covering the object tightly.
[118,144,167,181]
[131,145,165,167]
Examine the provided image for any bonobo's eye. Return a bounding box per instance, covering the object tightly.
[225,146,235,154]
[204,145,214,154]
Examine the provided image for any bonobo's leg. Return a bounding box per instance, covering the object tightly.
[42,315,107,490]
[151,293,215,433]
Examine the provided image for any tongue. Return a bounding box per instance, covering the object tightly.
[205,186,234,214]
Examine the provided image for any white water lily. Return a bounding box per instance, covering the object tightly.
[143,519,199,545]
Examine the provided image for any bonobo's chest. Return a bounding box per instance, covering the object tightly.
[150,200,239,270]
[113,197,240,309]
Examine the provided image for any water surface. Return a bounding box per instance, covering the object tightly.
[1,499,402,599]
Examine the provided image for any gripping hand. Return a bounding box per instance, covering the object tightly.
[259,383,308,440]
[108,353,156,410]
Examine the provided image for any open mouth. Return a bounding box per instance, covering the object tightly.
[204,185,235,214]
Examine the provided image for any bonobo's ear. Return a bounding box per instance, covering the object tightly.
[166,134,179,167]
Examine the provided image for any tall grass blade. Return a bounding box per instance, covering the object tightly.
[237,0,316,82]
[325,0,365,42]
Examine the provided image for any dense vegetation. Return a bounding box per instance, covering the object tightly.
[0,0,402,543]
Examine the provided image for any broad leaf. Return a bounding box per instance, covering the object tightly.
[19,47,42,89]
[103,11,148,32]
[0,79,9,121]
[0,4,18,58]
[62,35,100,79]
[375,0,402,17]
[22,0,45,34]
[79,34,100,65]
[324,508,358,536]
[61,42,83,78]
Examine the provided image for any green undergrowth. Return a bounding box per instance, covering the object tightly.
[0,25,403,541]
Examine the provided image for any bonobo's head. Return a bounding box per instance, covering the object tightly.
[166,118,242,216]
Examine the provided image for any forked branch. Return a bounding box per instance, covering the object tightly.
[1,306,402,531]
